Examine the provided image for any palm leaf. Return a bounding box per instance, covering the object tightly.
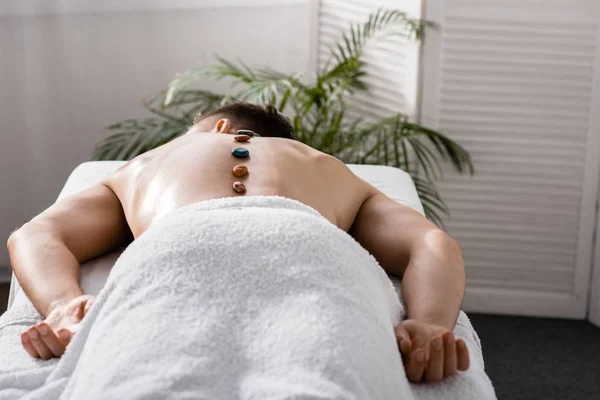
[92,118,187,161]
[142,98,188,124]
[406,136,441,180]
[323,9,422,78]
[164,57,256,105]
[165,90,226,109]
[164,66,222,105]
[92,130,140,161]
[421,201,446,229]
[412,176,448,227]
[371,116,474,176]
[404,122,474,175]
[399,126,411,172]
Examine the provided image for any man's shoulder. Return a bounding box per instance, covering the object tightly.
[99,156,146,200]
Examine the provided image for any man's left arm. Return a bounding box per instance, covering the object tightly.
[350,190,469,382]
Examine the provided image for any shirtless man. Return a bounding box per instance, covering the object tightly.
[7,102,469,383]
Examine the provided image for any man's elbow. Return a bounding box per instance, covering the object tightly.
[6,230,18,253]
[7,221,53,253]
[423,229,463,260]
[6,225,28,253]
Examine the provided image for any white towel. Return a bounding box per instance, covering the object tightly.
[0,196,495,399]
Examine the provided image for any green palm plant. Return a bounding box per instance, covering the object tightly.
[92,9,473,226]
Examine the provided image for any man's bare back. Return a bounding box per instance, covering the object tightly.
[111,127,370,238]
[8,103,468,382]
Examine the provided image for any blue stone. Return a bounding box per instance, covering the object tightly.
[237,130,260,137]
[232,147,250,158]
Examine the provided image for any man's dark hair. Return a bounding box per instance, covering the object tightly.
[194,102,295,139]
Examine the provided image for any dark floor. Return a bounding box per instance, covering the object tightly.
[0,284,598,399]
[0,283,8,315]
[469,313,600,400]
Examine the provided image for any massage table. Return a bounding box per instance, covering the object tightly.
[7,161,426,308]
[1,162,496,399]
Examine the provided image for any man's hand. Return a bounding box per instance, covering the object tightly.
[21,295,95,360]
[395,319,470,382]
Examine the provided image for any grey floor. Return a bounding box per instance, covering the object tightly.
[1,283,599,399]
[469,314,600,400]
[0,283,8,315]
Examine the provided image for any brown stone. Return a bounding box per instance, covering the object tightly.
[234,135,251,142]
[232,165,249,178]
[233,181,246,194]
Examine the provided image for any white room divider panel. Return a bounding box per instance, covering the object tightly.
[317,0,422,119]
[421,0,600,318]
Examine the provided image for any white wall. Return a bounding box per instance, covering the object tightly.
[0,1,315,279]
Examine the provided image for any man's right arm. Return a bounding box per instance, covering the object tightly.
[7,182,131,318]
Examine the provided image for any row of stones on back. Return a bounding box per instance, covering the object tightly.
[230,130,258,194]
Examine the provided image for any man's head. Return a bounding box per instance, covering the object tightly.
[192,102,295,139]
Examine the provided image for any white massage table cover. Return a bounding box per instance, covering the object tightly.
[8,161,425,309]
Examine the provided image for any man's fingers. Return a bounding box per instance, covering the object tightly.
[443,332,457,377]
[406,349,427,382]
[424,336,444,382]
[394,325,412,355]
[84,302,93,315]
[402,321,429,361]
[28,327,53,360]
[21,324,74,360]
[21,332,40,358]
[37,323,66,357]
[58,329,73,345]
[456,339,470,371]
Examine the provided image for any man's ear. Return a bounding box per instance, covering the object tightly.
[214,118,232,133]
